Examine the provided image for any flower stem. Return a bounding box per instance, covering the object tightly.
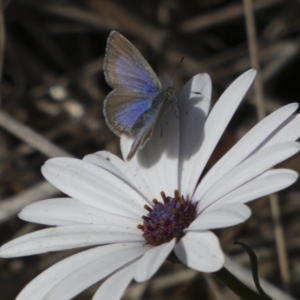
[214,267,268,300]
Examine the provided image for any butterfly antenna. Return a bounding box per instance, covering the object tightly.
[170,56,184,81]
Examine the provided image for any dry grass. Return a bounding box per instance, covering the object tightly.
[0,0,300,299]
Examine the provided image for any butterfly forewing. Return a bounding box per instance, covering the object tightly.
[104,31,162,92]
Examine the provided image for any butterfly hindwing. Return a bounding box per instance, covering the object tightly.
[103,87,159,136]
[126,106,162,160]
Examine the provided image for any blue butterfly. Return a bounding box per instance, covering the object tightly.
[103,31,176,161]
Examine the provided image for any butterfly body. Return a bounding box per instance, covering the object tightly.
[103,31,176,160]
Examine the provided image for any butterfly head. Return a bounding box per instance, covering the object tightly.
[166,86,177,98]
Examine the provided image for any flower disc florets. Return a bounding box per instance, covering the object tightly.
[138,190,198,246]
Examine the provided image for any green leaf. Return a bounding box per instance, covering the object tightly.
[234,240,272,300]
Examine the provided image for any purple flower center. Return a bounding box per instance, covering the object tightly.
[138,190,198,246]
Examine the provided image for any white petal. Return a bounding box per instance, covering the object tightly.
[121,136,152,199]
[261,113,300,149]
[134,238,175,282]
[42,158,146,218]
[0,225,142,257]
[83,151,139,192]
[178,73,212,197]
[188,204,251,230]
[16,243,148,300]
[93,262,136,300]
[180,70,256,198]
[197,141,300,212]
[208,169,298,210]
[19,198,139,227]
[174,231,224,272]
[121,105,180,202]
[195,103,298,200]
[43,243,149,300]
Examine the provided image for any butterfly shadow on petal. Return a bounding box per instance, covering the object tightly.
[135,91,208,168]
[178,72,213,164]
[179,92,208,162]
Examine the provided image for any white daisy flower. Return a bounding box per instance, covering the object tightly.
[1,70,299,300]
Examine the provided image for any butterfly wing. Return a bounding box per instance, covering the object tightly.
[126,89,175,160]
[126,106,162,161]
[103,31,162,136]
[103,87,158,136]
[104,31,162,92]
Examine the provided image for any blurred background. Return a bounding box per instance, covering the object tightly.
[0,0,300,299]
